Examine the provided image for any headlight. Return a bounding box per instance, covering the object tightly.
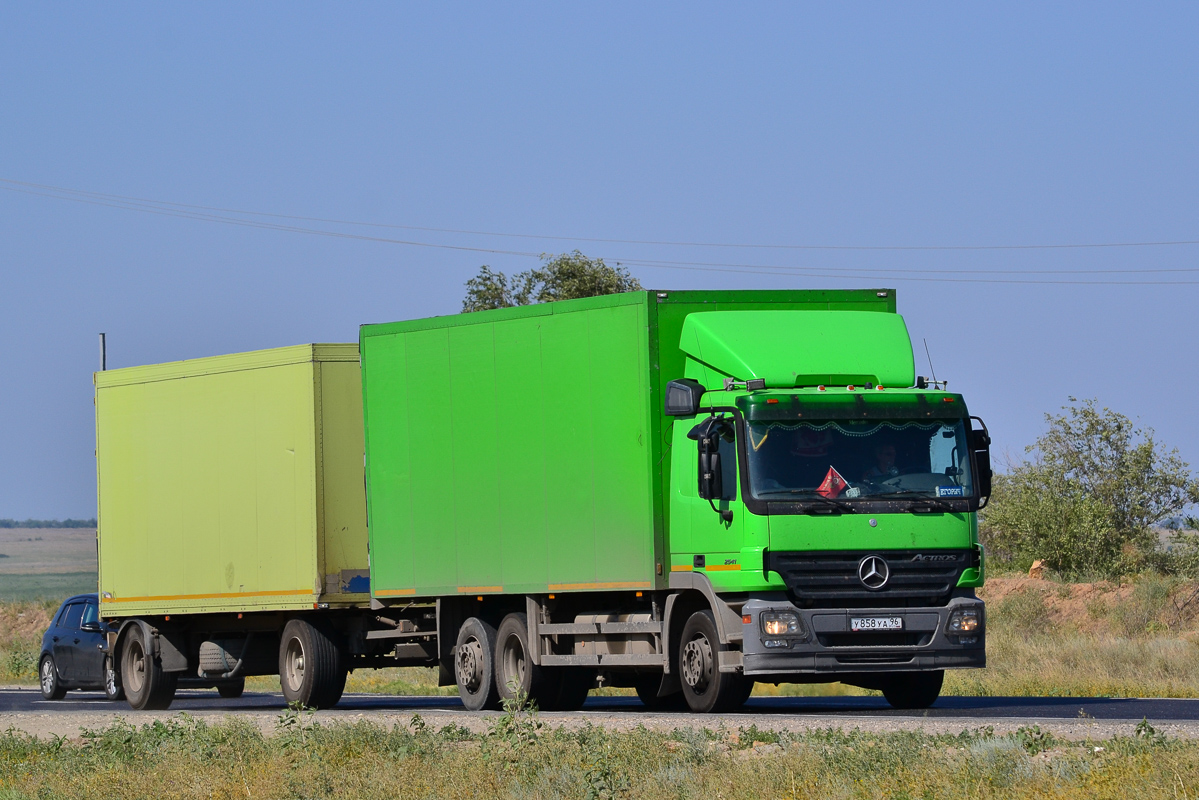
[946,607,982,633]
[759,610,804,638]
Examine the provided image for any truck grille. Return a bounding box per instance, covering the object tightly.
[764,549,974,609]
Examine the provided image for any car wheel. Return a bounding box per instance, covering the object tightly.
[218,679,245,699]
[39,655,66,700]
[103,658,124,702]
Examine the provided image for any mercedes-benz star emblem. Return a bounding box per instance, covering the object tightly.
[858,555,890,590]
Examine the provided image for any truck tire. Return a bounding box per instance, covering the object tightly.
[541,668,593,711]
[634,674,686,711]
[217,679,245,699]
[121,625,177,710]
[881,670,943,710]
[39,655,66,700]
[678,610,746,713]
[279,619,346,709]
[454,617,501,711]
[495,613,555,708]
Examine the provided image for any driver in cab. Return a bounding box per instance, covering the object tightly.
[862,443,900,482]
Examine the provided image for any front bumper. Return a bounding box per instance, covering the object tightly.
[741,594,985,676]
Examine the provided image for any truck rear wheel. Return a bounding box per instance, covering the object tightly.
[279,619,346,709]
[454,617,501,711]
[634,674,686,711]
[678,610,745,713]
[495,613,556,709]
[121,626,177,710]
[881,670,943,710]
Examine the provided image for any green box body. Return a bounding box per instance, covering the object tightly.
[94,344,369,617]
[359,289,897,600]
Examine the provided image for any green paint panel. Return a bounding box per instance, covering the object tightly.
[361,289,898,598]
[680,310,915,388]
[95,345,368,617]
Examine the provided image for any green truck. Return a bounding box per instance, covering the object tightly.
[95,289,991,713]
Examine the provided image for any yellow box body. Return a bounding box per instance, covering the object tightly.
[94,344,368,617]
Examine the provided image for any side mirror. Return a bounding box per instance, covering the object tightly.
[688,417,735,522]
[81,621,102,632]
[970,416,992,507]
[664,379,705,416]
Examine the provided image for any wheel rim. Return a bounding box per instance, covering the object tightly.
[680,634,714,694]
[456,636,485,693]
[40,659,54,694]
[105,664,117,696]
[500,632,526,694]
[126,638,147,694]
[284,637,306,692]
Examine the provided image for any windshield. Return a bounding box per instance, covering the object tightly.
[745,418,974,501]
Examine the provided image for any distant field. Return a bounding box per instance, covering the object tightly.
[0,528,97,601]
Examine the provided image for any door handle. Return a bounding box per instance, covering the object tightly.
[73,638,80,644]
[52,636,59,642]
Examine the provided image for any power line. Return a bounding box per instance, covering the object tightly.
[7,177,1199,254]
[3,178,1198,286]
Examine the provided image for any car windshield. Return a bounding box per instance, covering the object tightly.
[745,418,974,501]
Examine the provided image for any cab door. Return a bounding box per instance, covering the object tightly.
[669,414,744,567]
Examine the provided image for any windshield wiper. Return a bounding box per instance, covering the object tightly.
[875,489,956,512]
[763,490,856,513]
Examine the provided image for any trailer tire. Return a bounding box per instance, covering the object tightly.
[495,613,555,708]
[279,619,346,709]
[541,667,593,711]
[677,610,745,713]
[121,625,177,710]
[881,670,943,710]
[217,679,245,699]
[454,617,501,711]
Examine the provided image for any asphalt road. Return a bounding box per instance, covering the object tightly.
[4,687,1199,739]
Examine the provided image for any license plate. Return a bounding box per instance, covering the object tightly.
[850,616,903,631]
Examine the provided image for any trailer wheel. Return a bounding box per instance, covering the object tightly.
[677,610,745,713]
[279,619,347,709]
[217,679,245,699]
[121,625,177,710]
[454,617,501,711]
[495,613,556,708]
[881,670,943,710]
[39,655,66,700]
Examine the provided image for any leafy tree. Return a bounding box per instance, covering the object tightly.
[981,398,1199,578]
[462,251,642,312]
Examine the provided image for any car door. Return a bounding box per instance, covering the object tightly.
[52,602,84,682]
[74,601,107,687]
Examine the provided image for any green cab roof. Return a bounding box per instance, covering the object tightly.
[679,310,915,389]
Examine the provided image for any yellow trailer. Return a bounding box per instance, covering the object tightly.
[95,344,369,618]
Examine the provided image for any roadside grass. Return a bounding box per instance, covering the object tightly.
[1,711,1194,799]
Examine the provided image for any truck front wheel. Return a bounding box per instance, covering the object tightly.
[454,617,501,711]
[678,610,746,713]
[881,670,943,709]
[121,626,177,710]
[279,619,346,709]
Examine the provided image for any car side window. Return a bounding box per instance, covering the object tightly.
[62,603,84,631]
[81,603,99,627]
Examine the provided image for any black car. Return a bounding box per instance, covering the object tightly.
[39,594,123,701]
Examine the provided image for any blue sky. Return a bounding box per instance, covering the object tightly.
[2,4,1197,517]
